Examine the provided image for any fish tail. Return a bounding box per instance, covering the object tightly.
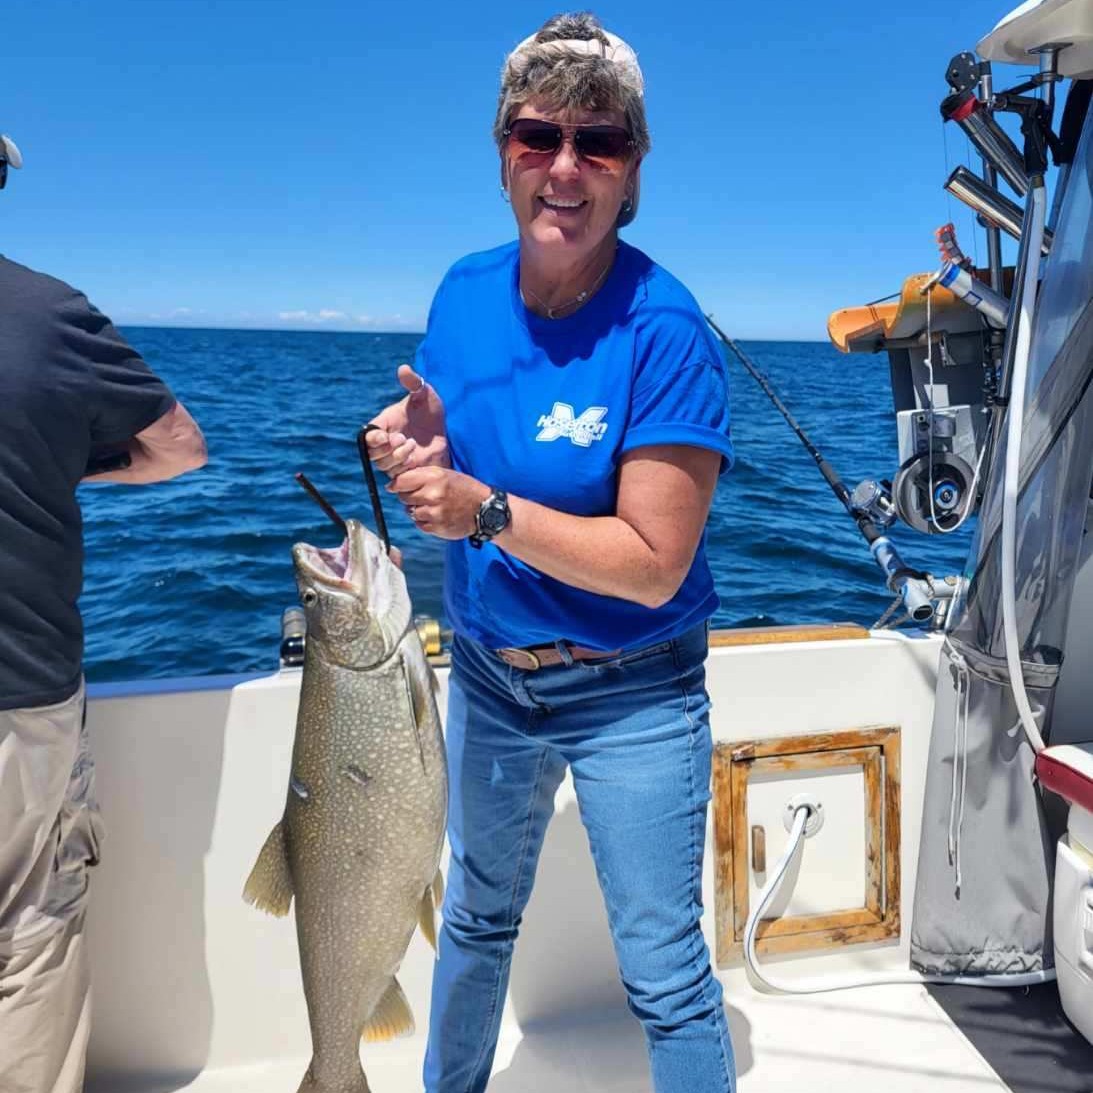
[242,820,294,916]
[361,976,415,1042]
[295,1061,370,1093]
[417,869,445,951]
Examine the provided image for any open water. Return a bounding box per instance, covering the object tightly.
[80,329,974,682]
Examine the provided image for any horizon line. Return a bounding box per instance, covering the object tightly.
[117,322,832,344]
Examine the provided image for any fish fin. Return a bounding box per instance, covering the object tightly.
[417,868,445,951]
[294,1061,366,1092]
[361,977,415,1042]
[242,821,294,916]
[424,650,441,699]
[399,655,421,736]
[399,652,432,774]
[401,641,441,731]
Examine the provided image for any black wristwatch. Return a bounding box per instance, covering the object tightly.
[469,487,511,549]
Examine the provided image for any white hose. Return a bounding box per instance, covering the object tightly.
[743,806,1056,994]
[999,181,1048,755]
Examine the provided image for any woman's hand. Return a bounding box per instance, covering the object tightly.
[365,365,449,476]
[388,467,490,540]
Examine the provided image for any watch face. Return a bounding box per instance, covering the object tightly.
[481,505,508,533]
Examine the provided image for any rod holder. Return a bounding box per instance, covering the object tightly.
[945,166,1053,255]
[938,262,1009,328]
[942,90,1029,197]
[870,537,935,622]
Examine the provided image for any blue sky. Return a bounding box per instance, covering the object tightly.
[0,0,1034,339]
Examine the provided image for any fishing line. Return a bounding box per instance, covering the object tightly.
[708,318,881,535]
[706,316,935,623]
[942,118,957,227]
[707,318,856,512]
[964,132,981,269]
[925,286,940,531]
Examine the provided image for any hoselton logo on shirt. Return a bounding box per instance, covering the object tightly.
[535,402,609,447]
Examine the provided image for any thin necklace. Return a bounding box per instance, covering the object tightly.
[521,249,616,319]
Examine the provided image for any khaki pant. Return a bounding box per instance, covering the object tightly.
[0,682,103,1093]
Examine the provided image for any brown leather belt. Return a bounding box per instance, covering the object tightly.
[495,643,621,671]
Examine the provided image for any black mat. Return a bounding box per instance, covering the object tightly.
[927,982,1093,1093]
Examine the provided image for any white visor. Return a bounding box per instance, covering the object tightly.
[508,30,644,97]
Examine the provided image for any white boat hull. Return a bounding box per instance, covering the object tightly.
[82,518,1093,1090]
[83,628,1019,1092]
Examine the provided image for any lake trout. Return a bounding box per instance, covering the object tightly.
[243,518,447,1093]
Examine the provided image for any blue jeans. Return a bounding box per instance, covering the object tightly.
[423,623,735,1093]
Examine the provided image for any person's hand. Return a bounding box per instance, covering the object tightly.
[387,467,490,541]
[365,365,449,476]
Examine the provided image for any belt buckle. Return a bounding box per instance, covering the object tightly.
[498,647,541,671]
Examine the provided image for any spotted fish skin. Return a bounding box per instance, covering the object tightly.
[244,519,447,1093]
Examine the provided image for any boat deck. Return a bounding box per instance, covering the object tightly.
[928,982,1093,1093]
[81,629,1093,1093]
[88,979,1018,1093]
[85,978,1093,1093]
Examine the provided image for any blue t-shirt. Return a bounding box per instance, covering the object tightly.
[415,240,734,652]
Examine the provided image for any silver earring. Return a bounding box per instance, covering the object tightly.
[621,196,633,213]
[500,186,510,203]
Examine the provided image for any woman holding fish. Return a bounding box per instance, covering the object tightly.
[367,13,736,1093]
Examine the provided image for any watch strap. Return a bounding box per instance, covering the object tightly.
[469,487,510,548]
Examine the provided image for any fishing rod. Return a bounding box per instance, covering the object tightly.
[706,316,936,624]
[296,455,393,562]
[356,425,392,556]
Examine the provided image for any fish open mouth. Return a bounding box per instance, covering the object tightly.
[294,521,365,591]
[292,519,388,595]
[297,539,354,586]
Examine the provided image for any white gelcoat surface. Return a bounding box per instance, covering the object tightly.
[78,630,1031,1092]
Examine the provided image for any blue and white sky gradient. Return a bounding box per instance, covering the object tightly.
[0,0,1032,339]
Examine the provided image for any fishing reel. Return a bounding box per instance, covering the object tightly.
[852,453,975,537]
[883,325,991,535]
[892,450,977,534]
[849,479,898,529]
[278,606,449,668]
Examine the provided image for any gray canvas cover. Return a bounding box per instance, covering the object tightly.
[911,102,1093,974]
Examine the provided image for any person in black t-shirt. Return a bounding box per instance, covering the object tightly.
[0,141,207,1093]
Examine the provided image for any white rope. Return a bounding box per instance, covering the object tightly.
[999,184,1048,756]
[945,641,971,895]
[922,280,988,534]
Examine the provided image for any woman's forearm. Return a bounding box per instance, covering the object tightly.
[494,494,681,609]
[388,449,718,608]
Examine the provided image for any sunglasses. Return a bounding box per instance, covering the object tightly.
[504,119,634,165]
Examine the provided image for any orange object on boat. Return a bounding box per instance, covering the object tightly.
[828,269,1000,353]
